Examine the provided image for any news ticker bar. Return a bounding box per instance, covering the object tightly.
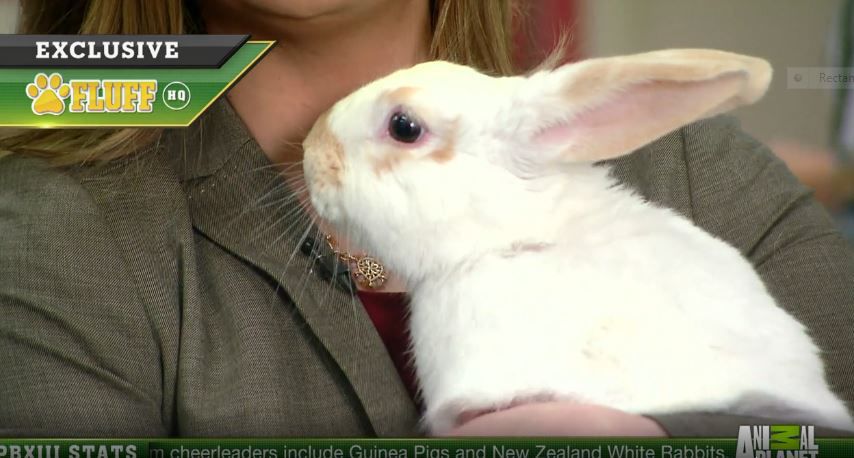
[0,438,852,458]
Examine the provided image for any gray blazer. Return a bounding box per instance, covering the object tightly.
[1,100,852,437]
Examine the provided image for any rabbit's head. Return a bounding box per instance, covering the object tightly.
[303,49,771,280]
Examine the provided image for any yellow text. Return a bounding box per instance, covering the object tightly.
[69,80,157,113]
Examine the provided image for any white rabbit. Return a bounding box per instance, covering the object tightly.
[302,49,854,434]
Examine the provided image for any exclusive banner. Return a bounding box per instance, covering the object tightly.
[0,434,851,458]
[0,35,274,127]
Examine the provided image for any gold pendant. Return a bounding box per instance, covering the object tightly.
[325,235,387,290]
[352,256,387,289]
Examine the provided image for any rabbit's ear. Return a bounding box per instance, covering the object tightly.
[515,49,772,163]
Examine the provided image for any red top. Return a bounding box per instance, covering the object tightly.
[355,290,421,406]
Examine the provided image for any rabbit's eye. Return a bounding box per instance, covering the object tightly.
[388,111,422,143]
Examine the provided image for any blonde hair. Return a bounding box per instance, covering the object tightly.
[0,0,521,165]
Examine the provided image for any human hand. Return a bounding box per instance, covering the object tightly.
[444,401,668,437]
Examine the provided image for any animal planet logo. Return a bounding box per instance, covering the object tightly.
[736,425,819,458]
[25,72,157,116]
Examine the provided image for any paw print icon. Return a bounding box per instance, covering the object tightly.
[26,73,71,116]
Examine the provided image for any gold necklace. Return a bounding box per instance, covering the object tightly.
[325,235,387,289]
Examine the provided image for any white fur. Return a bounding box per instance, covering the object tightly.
[303,50,854,434]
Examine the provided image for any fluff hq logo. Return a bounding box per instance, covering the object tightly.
[26,72,157,116]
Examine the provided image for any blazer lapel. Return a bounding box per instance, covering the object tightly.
[175,100,420,436]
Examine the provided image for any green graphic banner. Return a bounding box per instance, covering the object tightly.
[0,41,273,127]
[0,438,851,458]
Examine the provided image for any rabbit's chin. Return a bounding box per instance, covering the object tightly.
[309,194,343,226]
